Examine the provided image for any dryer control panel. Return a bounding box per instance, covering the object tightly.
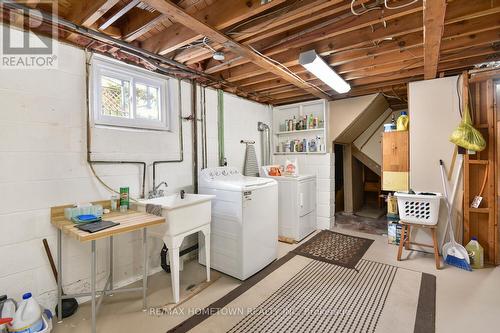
[199,167,241,181]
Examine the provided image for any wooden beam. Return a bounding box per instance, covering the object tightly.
[69,0,120,27]
[66,0,120,43]
[174,0,350,63]
[218,5,500,85]
[121,9,166,42]
[423,0,447,79]
[142,0,331,100]
[207,0,498,79]
[142,0,288,55]
[99,0,140,30]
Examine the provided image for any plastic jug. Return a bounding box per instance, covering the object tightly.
[465,237,484,269]
[1,299,16,333]
[396,111,409,131]
[8,293,43,333]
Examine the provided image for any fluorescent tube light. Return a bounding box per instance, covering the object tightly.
[299,50,351,94]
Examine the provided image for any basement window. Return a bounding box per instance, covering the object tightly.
[91,56,170,130]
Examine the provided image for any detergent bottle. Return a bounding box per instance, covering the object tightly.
[8,293,43,333]
[396,111,409,131]
[465,237,484,269]
[1,298,16,333]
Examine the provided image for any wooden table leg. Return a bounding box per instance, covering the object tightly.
[397,224,406,261]
[431,227,441,269]
[405,224,411,250]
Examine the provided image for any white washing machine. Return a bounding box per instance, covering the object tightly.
[264,174,317,242]
[198,167,278,280]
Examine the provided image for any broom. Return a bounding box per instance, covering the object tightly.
[439,159,472,271]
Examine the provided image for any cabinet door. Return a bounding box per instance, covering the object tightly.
[382,131,409,172]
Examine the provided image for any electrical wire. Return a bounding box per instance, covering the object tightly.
[248,45,332,97]
[384,0,419,10]
[351,0,383,16]
[226,0,301,35]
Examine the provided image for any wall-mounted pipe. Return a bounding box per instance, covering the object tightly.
[1,0,267,102]
[217,90,226,166]
[200,87,208,169]
[152,79,185,191]
[191,81,199,193]
[85,52,147,198]
[258,122,271,166]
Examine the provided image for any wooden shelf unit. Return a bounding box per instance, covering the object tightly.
[463,71,499,264]
[272,100,328,155]
[382,130,410,192]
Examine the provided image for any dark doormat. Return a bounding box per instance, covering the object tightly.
[292,230,374,269]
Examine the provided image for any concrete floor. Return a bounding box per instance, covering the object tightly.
[53,228,500,333]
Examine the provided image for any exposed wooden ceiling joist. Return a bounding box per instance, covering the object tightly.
[99,0,141,30]
[121,9,166,42]
[423,0,447,79]
[216,2,500,85]
[173,0,352,64]
[142,0,289,55]
[141,0,331,100]
[69,0,120,27]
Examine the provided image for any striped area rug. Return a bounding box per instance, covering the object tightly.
[169,238,435,333]
[228,259,396,333]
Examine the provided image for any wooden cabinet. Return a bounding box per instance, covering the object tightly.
[382,131,409,191]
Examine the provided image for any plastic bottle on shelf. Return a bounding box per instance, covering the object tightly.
[396,111,409,131]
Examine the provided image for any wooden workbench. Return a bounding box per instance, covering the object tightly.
[50,200,165,333]
[50,200,165,242]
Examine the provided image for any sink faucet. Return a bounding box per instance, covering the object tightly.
[148,181,168,199]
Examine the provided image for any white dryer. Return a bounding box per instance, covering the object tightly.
[264,174,317,242]
[198,167,278,280]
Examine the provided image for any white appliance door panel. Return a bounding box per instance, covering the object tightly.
[242,185,278,279]
[298,210,317,241]
[298,179,316,217]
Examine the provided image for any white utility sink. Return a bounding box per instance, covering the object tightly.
[135,193,214,236]
[134,193,214,304]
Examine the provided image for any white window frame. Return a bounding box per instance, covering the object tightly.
[91,55,170,131]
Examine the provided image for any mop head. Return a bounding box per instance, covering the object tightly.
[445,248,472,271]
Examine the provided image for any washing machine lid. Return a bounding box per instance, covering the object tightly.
[199,167,276,191]
[265,174,316,182]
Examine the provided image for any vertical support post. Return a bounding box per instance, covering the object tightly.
[168,247,180,303]
[142,228,148,310]
[109,236,114,293]
[91,240,97,333]
[203,227,210,282]
[57,229,63,322]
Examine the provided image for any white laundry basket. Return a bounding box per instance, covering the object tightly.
[394,192,442,225]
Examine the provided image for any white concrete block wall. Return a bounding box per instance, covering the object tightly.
[222,94,273,171]
[0,41,271,309]
[274,153,335,229]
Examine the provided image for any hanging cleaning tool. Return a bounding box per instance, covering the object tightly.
[439,159,472,271]
[450,102,486,152]
[470,166,488,208]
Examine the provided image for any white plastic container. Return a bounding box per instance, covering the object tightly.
[8,293,43,333]
[1,299,16,333]
[394,192,442,225]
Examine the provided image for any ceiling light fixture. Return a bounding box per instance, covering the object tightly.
[213,51,225,61]
[299,50,351,94]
